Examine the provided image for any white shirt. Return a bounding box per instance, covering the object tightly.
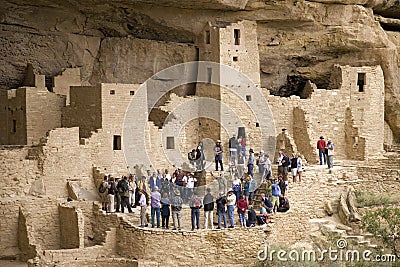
[165,173,171,182]
[139,194,146,207]
[227,193,236,206]
[186,176,196,188]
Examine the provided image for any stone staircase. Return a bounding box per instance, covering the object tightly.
[253,164,381,249]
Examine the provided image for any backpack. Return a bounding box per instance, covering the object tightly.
[99,182,106,193]
[118,180,128,193]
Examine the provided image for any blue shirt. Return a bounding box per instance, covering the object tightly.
[272,183,281,197]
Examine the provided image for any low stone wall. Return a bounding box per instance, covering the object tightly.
[116,220,265,266]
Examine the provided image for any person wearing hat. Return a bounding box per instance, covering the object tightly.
[326,138,335,169]
[171,189,183,230]
[214,140,224,171]
[150,186,161,228]
[247,148,255,177]
[317,136,327,165]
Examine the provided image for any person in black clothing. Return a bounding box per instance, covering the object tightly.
[277,195,290,212]
[291,153,298,183]
[281,152,291,180]
[246,205,257,227]
[203,188,214,229]
[216,192,227,229]
[160,193,171,229]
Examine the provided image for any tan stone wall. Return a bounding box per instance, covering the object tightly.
[53,68,82,105]
[63,85,102,139]
[116,221,264,266]
[0,198,61,260]
[58,204,83,249]
[25,88,65,146]
[0,89,27,145]
[0,147,40,197]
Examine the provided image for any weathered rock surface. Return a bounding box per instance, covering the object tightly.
[0,0,400,140]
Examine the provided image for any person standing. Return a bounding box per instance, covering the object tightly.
[203,188,214,230]
[226,190,236,228]
[99,176,109,212]
[327,139,335,169]
[128,175,136,208]
[150,186,161,228]
[248,176,257,203]
[161,193,170,229]
[114,177,121,212]
[237,151,245,179]
[229,134,239,164]
[196,141,205,170]
[186,173,197,200]
[296,153,303,182]
[236,195,248,228]
[189,191,203,231]
[216,192,227,229]
[138,190,148,227]
[215,172,227,195]
[271,179,281,213]
[247,148,255,177]
[291,153,298,183]
[107,177,116,213]
[171,190,183,230]
[257,150,266,176]
[232,175,242,202]
[281,151,291,180]
[263,154,272,181]
[214,140,224,171]
[317,136,327,165]
[119,176,133,213]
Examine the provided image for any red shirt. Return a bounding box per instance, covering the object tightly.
[237,199,248,214]
[317,139,326,150]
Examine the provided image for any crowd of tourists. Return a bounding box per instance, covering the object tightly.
[97,133,335,231]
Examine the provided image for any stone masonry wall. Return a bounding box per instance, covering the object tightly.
[58,204,84,249]
[0,88,27,145]
[25,87,65,146]
[0,147,40,197]
[53,68,82,106]
[0,197,60,260]
[116,220,265,266]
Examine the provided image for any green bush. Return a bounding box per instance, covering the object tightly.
[355,191,399,208]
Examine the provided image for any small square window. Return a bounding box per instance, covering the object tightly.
[255,122,260,127]
[113,135,121,150]
[110,90,115,95]
[166,136,175,149]
[233,56,238,62]
[130,91,135,96]
[246,95,252,101]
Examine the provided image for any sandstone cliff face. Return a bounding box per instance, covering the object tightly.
[0,0,399,140]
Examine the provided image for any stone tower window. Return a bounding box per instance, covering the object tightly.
[256,122,260,127]
[130,91,135,96]
[205,30,211,44]
[207,67,212,84]
[246,95,252,101]
[12,119,16,133]
[234,29,240,45]
[113,135,121,150]
[110,90,115,95]
[233,56,238,62]
[357,73,366,92]
[166,136,175,149]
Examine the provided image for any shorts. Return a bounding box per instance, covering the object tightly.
[291,168,298,177]
[271,196,280,207]
[297,167,302,173]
